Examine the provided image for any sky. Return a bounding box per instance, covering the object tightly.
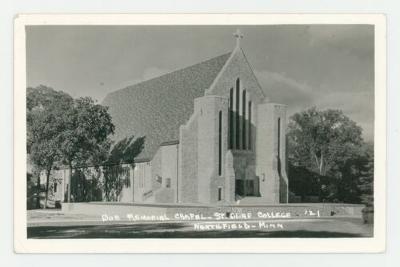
[26,25,374,141]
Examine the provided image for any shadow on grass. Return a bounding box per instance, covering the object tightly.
[28,223,369,239]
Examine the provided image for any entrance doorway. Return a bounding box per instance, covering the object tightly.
[235,179,258,196]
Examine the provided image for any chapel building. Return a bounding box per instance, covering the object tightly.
[47,32,289,205]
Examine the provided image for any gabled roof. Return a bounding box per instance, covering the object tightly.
[102,52,232,161]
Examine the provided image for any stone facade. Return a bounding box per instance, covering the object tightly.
[46,42,289,206]
[175,45,289,204]
[256,103,288,203]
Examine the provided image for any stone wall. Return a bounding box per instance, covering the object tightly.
[160,144,178,202]
[178,94,234,204]
[150,148,162,191]
[223,151,235,203]
[256,103,288,203]
[178,112,199,203]
[154,188,175,203]
[196,95,229,204]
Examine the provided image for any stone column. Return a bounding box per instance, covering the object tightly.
[195,95,229,203]
[255,102,288,204]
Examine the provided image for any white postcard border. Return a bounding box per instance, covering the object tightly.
[14,13,387,253]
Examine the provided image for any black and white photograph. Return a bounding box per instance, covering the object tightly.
[13,14,386,253]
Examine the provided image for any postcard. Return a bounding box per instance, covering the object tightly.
[14,13,386,253]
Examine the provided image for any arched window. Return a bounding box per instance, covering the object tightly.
[218,110,222,176]
[235,78,240,149]
[229,88,234,149]
[248,101,252,150]
[242,90,246,150]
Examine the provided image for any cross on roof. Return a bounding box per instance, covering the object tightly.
[233,29,243,47]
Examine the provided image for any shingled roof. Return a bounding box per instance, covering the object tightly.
[102,52,232,161]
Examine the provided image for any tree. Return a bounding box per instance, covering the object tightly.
[288,164,322,201]
[27,85,73,208]
[27,86,145,204]
[287,107,363,176]
[287,107,372,203]
[352,143,374,205]
[57,97,115,202]
[359,145,374,206]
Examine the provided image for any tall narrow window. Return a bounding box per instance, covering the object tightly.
[277,118,281,160]
[235,78,240,149]
[242,90,246,150]
[248,101,252,150]
[218,110,222,176]
[218,187,222,201]
[229,88,234,149]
